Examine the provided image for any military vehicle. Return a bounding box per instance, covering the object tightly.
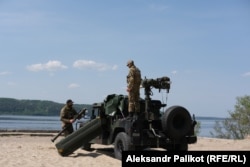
[55,76,197,160]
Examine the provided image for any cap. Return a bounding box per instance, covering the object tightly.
[66,99,73,104]
[127,60,134,66]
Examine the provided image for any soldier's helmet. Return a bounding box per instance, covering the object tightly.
[127,60,134,67]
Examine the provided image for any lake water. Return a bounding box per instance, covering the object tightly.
[0,115,224,138]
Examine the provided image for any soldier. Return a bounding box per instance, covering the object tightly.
[60,99,78,136]
[126,60,141,118]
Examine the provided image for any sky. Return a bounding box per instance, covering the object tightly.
[0,0,249,118]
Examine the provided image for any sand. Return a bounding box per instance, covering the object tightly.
[0,132,249,167]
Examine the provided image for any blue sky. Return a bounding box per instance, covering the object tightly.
[0,0,249,117]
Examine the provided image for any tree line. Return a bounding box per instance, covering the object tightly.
[0,98,91,116]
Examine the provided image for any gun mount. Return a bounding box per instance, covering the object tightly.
[141,76,171,92]
[141,76,171,119]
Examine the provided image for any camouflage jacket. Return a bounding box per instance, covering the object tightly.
[60,105,77,125]
[127,65,141,91]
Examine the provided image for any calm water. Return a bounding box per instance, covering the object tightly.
[0,115,224,137]
[196,117,225,137]
[0,115,61,131]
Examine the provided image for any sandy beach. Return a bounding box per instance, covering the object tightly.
[0,132,250,167]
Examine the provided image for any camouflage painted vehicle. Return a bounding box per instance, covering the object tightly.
[55,76,197,160]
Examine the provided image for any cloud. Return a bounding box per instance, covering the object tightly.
[73,60,118,71]
[171,70,178,75]
[0,71,11,76]
[27,60,68,72]
[242,72,250,77]
[68,83,80,89]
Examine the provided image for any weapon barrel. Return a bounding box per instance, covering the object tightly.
[51,127,67,142]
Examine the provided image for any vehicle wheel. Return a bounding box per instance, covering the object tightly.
[114,132,131,160]
[162,106,192,139]
[82,143,92,151]
[166,143,188,151]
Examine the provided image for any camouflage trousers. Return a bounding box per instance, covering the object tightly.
[62,123,74,137]
[128,91,140,113]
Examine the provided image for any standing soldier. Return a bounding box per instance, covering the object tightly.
[126,60,141,118]
[60,99,78,137]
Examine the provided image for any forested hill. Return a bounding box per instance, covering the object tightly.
[0,98,91,116]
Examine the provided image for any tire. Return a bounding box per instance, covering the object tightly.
[114,132,131,160]
[162,106,192,139]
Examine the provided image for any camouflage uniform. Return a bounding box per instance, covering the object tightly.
[127,60,141,115]
[60,99,78,136]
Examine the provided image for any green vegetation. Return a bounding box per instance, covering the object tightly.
[195,121,201,136]
[211,95,250,139]
[0,98,91,116]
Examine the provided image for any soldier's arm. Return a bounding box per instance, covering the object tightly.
[60,109,71,124]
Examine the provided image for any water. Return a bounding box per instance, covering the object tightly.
[0,115,61,131]
[0,115,224,137]
[196,117,225,137]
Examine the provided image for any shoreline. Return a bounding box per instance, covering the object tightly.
[0,130,58,137]
[0,129,59,132]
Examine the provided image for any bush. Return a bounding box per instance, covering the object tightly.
[211,95,250,139]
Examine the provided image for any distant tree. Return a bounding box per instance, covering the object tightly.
[211,95,250,139]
